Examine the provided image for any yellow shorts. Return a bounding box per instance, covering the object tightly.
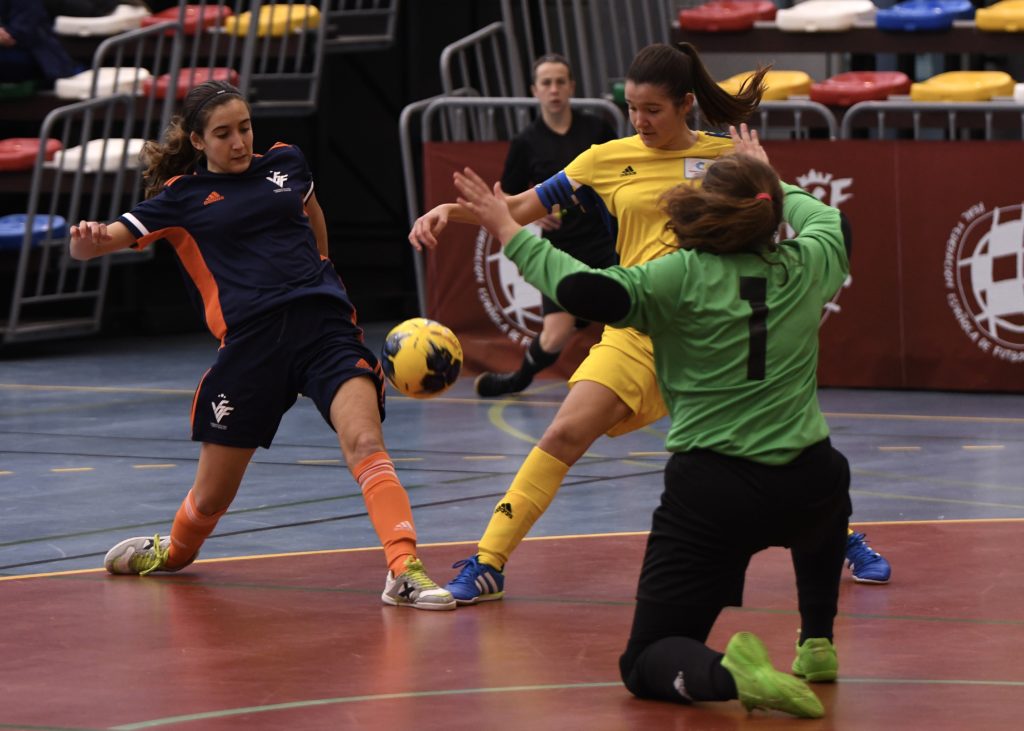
[568,325,667,437]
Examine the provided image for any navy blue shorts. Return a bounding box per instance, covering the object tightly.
[191,296,385,449]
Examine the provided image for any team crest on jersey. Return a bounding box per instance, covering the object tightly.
[472,225,544,345]
[944,202,1024,363]
[684,158,714,179]
[210,394,234,430]
[266,171,291,192]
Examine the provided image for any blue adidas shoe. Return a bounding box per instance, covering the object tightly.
[846,531,891,584]
[445,555,505,605]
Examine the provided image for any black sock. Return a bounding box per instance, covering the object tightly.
[620,637,738,704]
[512,338,560,387]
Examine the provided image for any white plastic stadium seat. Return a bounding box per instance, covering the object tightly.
[54,67,152,100]
[54,4,150,37]
[776,0,876,32]
[47,138,146,173]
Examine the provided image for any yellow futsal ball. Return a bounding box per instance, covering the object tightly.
[380,318,463,399]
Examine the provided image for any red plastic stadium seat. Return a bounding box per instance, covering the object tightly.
[0,138,63,172]
[142,68,241,100]
[679,1,777,32]
[810,71,912,106]
[141,4,233,35]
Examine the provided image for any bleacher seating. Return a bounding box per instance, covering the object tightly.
[975,0,1024,32]
[910,70,1016,101]
[54,4,150,37]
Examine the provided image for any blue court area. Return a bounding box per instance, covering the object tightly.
[2,326,1023,576]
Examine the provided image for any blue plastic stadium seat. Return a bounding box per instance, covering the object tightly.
[876,0,974,33]
[0,214,68,252]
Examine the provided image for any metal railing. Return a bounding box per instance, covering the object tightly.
[4,95,144,345]
[323,0,400,52]
[839,99,1024,140]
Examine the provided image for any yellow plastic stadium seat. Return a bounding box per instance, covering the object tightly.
[909,71,1016,102]
[976,0,1024,32]
[222,4,320,37]
[719,70,813,100]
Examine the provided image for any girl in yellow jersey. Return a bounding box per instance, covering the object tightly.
[410,43,768,603]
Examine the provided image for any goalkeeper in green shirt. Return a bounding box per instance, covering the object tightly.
[451,124,850,719]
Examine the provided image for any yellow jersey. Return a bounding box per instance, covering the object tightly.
[562,132,734,268]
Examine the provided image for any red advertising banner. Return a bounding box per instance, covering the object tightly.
[422,140,1024,392]
[767,141,905,389]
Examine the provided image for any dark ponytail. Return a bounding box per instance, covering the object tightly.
[141,80,250,199]
[626,43,768,127]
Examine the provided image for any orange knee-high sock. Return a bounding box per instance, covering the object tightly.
[353,451,417,576]
[167,488,225,569]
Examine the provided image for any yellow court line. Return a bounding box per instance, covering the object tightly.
[628,451,670,457]
[297,459,342,465]
[0,470,13,476]
[962,445,1006,451]
[50,467,94,473]
[3,520,1023,583]
[132,464,178,470]
[392,457,424,462]
[463,455,507,461]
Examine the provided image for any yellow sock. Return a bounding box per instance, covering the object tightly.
[478,447,569,569]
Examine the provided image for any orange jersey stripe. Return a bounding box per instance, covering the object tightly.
[190,368,211,428]
[142,227,228,340]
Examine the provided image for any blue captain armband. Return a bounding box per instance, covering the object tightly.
[534,171,576,213]
[534,172,614,235]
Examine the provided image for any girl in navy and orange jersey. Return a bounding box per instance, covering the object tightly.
[69,81,454,611]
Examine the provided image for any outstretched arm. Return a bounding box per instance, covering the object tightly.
[452,167,522,245]
[408,185,548,252]
[69,220,135,260]
[453,166,634,325]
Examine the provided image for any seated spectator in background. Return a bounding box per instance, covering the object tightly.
[0,0,81,87]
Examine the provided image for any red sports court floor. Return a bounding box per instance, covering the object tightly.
[2,331,1023,729]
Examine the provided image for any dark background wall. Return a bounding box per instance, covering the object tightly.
[83,1,502,335]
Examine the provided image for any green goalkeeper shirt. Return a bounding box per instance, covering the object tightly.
[503,182,848,465]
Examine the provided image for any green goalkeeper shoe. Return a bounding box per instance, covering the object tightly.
[721,632,825,719]
[792,637,838,682]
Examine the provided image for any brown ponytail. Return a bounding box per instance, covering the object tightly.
[661,155,783,256]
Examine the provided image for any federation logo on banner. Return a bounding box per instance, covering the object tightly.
[792,169,854,324]
[944,203,1024,363]
[473,223,544,344]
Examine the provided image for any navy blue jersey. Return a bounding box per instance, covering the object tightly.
[119,143,350,340]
